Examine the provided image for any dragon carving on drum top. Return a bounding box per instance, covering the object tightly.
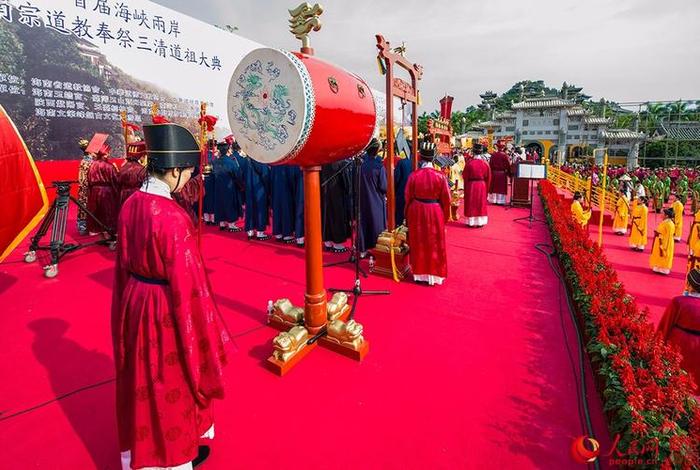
[231,59,296,151]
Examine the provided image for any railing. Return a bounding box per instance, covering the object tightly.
[545,161,620,215]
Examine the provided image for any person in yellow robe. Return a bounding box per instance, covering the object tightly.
[612,194,630,235]
[629,196,649,251]
[650,207,676,275]
[571,191,591,228]
[671,193,684,242]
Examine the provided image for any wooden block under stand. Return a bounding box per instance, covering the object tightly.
[369,249,411,280]
[266,341,318,376]
[318,337,369,361]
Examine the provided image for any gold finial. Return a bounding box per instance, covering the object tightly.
[289,2,323,50]
[150,102,159,117]
[392,42,406,56]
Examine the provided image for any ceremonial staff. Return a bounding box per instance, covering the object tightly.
[120,110,128,158]
[198,102,207,245]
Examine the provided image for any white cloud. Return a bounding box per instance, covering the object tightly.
[154,0,700,110]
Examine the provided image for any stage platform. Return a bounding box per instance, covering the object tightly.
[0,197,611,469]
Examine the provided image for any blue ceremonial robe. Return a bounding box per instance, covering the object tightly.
[357,153,387,252]
[212,154,242,223]
[203,150,216,215]
[271,165,296,237]
[232,151,248,215]
[244,158,271,232]
[291,166,304,238]
[394,157,413,225]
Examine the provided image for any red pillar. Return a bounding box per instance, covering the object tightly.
[302,166,326,334]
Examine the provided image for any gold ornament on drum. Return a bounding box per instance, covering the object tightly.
[288,2,323,49]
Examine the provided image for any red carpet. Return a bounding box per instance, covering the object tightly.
[587,204,694,326]
[0,197,612,469]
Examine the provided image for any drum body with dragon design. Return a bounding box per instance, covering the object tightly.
[227,48,377,166]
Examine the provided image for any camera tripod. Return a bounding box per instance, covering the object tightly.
[24,180,116,278]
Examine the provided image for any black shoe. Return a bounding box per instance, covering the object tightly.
[193,445,211,468]
[219,225,226,231]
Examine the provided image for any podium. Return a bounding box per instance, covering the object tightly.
[511,161,535,207]
[513,163,547,228]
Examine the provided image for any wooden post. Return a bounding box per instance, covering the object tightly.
[376,34,422,231]
[597,149,609,248]
[302,165,327,334]
[385,62,396,230]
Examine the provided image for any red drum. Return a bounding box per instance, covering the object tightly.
[227,48,377,166]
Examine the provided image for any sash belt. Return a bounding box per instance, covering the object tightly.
[674,324,700,336]
[130,272,169,285]
[416,198,439,204]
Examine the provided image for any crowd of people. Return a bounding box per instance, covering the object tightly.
[78,121,561,469]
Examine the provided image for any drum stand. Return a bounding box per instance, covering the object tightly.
[24,180,116,278]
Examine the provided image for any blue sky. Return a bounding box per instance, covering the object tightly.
[153,0,700,111]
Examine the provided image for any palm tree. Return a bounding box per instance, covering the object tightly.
[667,101,689,121]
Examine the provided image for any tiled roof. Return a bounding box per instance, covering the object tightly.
[567,107,589,116]
[583,117,612,125]
[512,97,574,109]
[601,129,645,140]
[477,120,501,128]
[659,122,700,141]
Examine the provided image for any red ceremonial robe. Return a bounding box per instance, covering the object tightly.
[658,295,700,394]
[405,165,451,278]
[173,174,204,224]
[118,160,146,206]
[112,186,229,469]
[488,151,510,195]
[463,157,491,217]
[87,157,119,233]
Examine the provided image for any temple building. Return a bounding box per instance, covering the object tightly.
[469,85,646,168]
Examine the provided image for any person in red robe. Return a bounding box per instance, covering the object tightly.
[462,142,491,227]
[658,268,700,394]
[87,144,119,235]
[112,123,230,470]
[487,141,511,205]
[405,142,451,285]
[118,141,147,206]
[173,173,204,225]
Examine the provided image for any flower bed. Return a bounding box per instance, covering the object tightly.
[539,180,700,468]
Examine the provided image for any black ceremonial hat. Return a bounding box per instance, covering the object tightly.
[143,123,200,170]
[419,141,436,159]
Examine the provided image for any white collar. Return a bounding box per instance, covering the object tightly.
[420,161,434,169]
[687,292,700,298]
[140,176,172,200]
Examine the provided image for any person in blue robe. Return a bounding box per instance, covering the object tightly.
[244,156,271,240]
[321,159,352,253]
[212,142,243,232]
[202,141,216,224]
[394,154,413,226]
[231,142,247,217]
[357,139,387,256]
[271,165,296,242]
[291,165,304,247]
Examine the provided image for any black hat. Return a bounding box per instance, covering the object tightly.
[419,141,436,159]
[663,207,674,218]
[216,141,229,155]
[143,123,200,170]
[688,268,700,292]
[366,138,381,155]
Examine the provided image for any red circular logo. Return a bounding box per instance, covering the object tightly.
[570,436,600,464]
